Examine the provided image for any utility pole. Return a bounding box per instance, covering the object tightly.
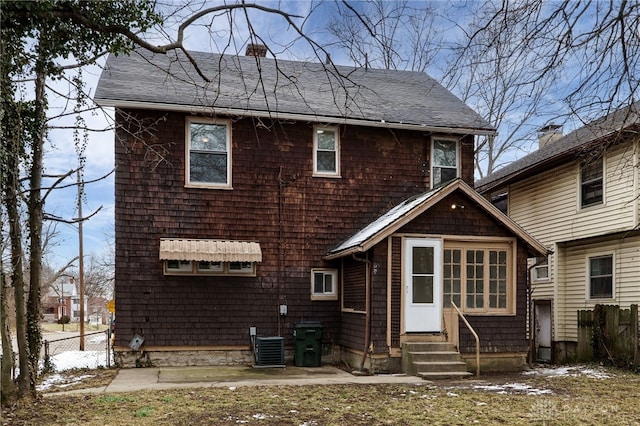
[77,170,85,351]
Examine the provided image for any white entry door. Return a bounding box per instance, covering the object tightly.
[404,238,442,332]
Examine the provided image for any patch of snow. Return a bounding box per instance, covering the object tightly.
[522,365,612,379]
[48,350,110,371]
[37,373,94,391]
[473,382,552,395]
[446,391,459,397]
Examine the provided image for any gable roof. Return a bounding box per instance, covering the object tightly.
[476,101,640,193]
[94,49,494,135]
[325,179,548,260]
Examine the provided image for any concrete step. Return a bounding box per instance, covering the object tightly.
[413,360,468,373]
[418,371,474,380]
[404,342,458,352]
[403,341,472,380]
[408,351,463,363]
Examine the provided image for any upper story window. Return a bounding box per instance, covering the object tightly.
[431,138,459,188]
[186,118,231,188]
[313,127,340,177]
[588,254,613,299]
[580,156,603,207]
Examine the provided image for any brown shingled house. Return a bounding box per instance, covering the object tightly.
[94,46,546,376]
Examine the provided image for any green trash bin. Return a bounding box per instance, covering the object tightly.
[294,322,323,367]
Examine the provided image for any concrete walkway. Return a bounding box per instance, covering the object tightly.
[56,365,428,395]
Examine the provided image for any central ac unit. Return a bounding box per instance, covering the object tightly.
[255,336,285,367]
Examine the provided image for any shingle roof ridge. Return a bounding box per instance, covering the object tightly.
[476,101,640,190]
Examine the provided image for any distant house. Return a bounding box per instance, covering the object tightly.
[43,277,86,323]
[476,103,640,363]
[94,45,546,374]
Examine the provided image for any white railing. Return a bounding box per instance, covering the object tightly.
[451,300,480,377]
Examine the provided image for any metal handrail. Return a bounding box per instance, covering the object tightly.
[451,299,480,377]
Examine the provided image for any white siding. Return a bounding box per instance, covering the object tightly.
[509,142,638,245]
[556,235,640,342]
[507,139,640,344]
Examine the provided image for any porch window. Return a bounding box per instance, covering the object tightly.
[431,138,458,188]
[313,126,340,177]
[311,269,338,300]
[588,254,613,299]
[186,117,231,188]
[580,156,603,207]
[443,241,515,314]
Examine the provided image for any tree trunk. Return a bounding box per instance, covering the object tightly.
[3,124,31,399]
[26,59,47,389]
[0,254,17,405]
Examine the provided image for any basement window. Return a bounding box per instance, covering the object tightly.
[164,260,256,276]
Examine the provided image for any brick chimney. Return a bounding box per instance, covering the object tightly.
[245,43,267,57]
[538,124,562,149]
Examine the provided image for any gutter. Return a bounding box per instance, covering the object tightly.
[94,98,497,136]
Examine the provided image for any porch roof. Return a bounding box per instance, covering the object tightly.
[159,239,262,263]
[325,179,549,260]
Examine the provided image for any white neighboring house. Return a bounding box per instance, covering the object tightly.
[476,103,640,363]
[45,277,87,323]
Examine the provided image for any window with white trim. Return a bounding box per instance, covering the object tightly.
[311,269,338,300]
[186,118,231,187]
[431,138,459,188]
[164,260,256,276]
[443,241,515,314]
[313,127,340,177]
[580,156,603,207]
[588,254,613,299]
[531,257,550,283]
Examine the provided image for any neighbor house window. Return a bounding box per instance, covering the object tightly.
[311,269,338,300]
[531,258,550,283]
[588,254,613,299]
[313,127,340,177]
[431,138,458,188]
[164,260,256,276]
[443,241,515,314]
[186,118,231,188]
[580,157,603,207]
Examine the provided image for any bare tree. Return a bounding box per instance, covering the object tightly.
[326,0,442,72]
[327,1,639,178]
[443,0,639,176]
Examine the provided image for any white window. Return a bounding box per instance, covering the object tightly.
[431,138,459,188]
[313,127,340,177]
[580,156,603,207]
[163,260,256,276]
[443,241,515,314]
[311,269,338,300]
[588,254,614,299]
[186,118,231,188]
[531,258,550,283]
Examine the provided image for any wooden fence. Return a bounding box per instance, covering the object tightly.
[577,304,638,368]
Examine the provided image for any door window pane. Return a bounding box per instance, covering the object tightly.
[413,276,434,303]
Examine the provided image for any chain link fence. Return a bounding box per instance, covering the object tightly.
[42,329,113,373]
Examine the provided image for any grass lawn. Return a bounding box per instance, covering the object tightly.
[3,366,639,425]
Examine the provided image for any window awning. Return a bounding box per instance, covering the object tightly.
[159,239,262,263]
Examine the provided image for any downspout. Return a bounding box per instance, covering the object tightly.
[352,253,371,372]
[527,256,545,368]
